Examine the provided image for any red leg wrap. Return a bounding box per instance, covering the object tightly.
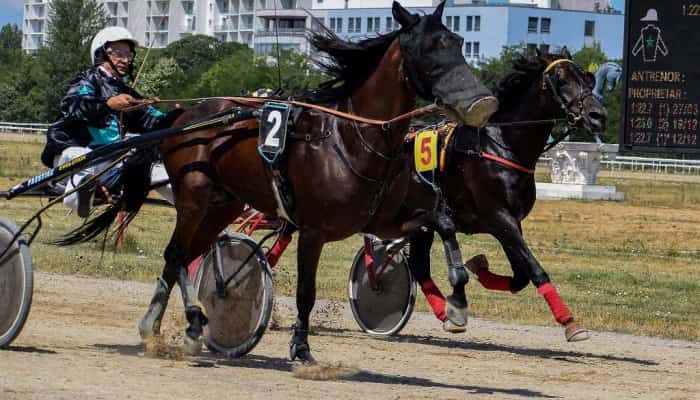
[266,234,292,268]
[187,256,202,282]
[477,270,513,292]
[537,282,573,325]
[420,279,447,321]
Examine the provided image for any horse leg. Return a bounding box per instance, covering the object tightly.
[289,228,323,363]
[138,273,174,340]
[408,230,448,323]
[430,212,469,332]
[464,254,515,292]
[490,216,589,342]
[138,198,242,341]
[398,210,467,331]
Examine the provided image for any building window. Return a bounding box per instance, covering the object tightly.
[474,15,480,31]
[466,16,472,31]
[386,17,393,32]
[367,16,379,32]
[528,17,538,33]
[330,17,342,33]
[464,41,472,57]
[539,43,549,53]
[473,41,480,58]
[349,17,360,33]
[540,18,550,33]
[584,20,595,37]
[527,43,538,55]
[446,16,460,32]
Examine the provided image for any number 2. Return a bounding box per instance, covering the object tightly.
[264,110,282,148]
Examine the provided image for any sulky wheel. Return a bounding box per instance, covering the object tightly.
[191,232,273,358]
[0,217,33,348]
[348,242,416,336]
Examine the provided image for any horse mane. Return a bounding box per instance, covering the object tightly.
[492,56,546,110]
[301,28,401,104]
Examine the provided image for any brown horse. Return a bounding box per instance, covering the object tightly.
[403,50,606,341]
[60,1,497,362]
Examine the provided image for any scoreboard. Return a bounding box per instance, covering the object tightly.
[621,1,700,153]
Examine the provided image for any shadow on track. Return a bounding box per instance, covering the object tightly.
[310,326,659,366]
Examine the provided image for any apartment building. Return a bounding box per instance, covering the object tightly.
[22,0,315,51]
[22,0,623,59]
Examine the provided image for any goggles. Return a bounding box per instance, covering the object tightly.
[106,48,135,62]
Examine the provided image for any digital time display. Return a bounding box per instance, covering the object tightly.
[621,1,700,153]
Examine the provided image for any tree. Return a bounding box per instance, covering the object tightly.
[162,35,222,73]
[0,24,21,49]
[0,54,50,122]
[134,57,182,98]
[571,43,607,73]
[39,0,107,119]
[474,44,527,90]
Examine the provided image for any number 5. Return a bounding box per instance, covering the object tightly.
[420,136,432,165]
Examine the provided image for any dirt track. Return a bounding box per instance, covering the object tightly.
[2,273,698,400]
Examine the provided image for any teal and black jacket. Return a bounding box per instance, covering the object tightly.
[41,67,165,167]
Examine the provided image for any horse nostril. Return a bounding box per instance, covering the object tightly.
[589,111,604,121]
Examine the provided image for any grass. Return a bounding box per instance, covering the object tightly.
[1,137,699,341]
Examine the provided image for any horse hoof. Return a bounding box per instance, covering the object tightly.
[289,342,316,364]
[565,322,590,342]
[464,254,489,275]
[444,301,468,328]
[183,334,203,356]
[443,319,467,333]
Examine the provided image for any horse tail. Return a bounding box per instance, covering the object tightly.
[52,147,158,246]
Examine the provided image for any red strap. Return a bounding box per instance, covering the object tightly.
[480,152,536,174]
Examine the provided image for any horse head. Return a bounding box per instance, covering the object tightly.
[535,49,607,134]
[392,1,497,127]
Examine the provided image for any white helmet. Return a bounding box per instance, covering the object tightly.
[90,26,139,65]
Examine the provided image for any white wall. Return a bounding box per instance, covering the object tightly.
[312,0,433,10]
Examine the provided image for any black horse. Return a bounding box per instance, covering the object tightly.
[403,50,606,340]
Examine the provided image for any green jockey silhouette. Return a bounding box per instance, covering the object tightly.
[632,9,668,62]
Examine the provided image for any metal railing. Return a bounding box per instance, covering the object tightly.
[0,122,49,134]
[601,156,700,174]
[537,155,700,175]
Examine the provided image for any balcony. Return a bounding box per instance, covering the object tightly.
[214,23,237,31]
[150,2,170,16]
[240,0,254,12]
[256,27,305,37]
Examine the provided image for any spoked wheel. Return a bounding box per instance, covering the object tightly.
[192,232,273,358]
[348,241,416,336]
[0,217,33,348]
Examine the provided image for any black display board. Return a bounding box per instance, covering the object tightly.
[621,1,700,153]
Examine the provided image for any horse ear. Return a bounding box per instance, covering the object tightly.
[561,46,572,59]
[433,0,446,19]
[392,1,419,27]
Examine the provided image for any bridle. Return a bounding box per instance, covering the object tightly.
[477,58,599,172]
[541,58,595,128]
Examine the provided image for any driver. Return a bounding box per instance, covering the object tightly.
[40,26,171,217]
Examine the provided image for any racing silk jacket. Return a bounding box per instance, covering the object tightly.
[41,67,165,167]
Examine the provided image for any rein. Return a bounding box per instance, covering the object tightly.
[122,96,439,129]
